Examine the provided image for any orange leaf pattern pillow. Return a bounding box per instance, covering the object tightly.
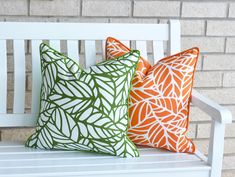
[106,37,199,153]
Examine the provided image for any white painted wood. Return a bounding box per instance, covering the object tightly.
[136,41,147,59]
[153,40,164,63]
[67,40,79,63]
[0,142,210,177]
[0,114,36,127]
[31,40,42,118]
[168,20,180,55]
[191,90,232,124]
[85,40,96,68]
[49,40,60,51]
[207,120,225,177]
[0,40,7,113]
[0,22,169,41]
[121,40,130,48]
[13,40,25,113]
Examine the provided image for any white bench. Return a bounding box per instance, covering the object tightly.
[0,20,232,177]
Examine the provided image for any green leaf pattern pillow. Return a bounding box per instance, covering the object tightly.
[25,43,140,157]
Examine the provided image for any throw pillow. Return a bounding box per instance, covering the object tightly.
[26,43,140,157]
[106,37,199,153]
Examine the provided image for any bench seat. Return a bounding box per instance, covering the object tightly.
[0,141,210,177]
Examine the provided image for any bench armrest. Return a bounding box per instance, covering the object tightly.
[191,89,232,177]
[191,90,232,124]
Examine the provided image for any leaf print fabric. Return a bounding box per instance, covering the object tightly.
[106,37,199,153]
[25,43,140,157]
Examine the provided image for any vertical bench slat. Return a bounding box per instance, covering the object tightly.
[13,40,25,113]
[153,41,164,64]
[85,40,96,68]
[49,40,61,51]
[67,40,79,63]
[0,40,7,113]
[136,41,147,59]
[168,20,181,55]
[121,40,130,48]
[31,40,42,117]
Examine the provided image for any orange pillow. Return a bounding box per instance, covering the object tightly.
[106,37,199,153]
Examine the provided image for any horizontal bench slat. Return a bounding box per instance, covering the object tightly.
[0,160,209,177]
[0,23,169,41]
[0,154,200,168]
[0,114,37,127]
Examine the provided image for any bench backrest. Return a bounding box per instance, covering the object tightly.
[0,20,180,127]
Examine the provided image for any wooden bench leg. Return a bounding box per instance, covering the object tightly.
[208,120,225,177]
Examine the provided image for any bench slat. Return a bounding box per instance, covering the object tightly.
[67,40,79,63]
[0,23,169,41]
[0,40,7,113]
[85,40,96,68]
[0,153,200,167]
[0,143,209,177]
[31,40,42,116]
[136,41,147,59]
[49,40,60,51]
[13,40,26,113]
[0,160,209,176]
[120,40,130,48]
[153,40,164,64]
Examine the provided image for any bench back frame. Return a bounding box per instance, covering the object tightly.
[0,20,180,127]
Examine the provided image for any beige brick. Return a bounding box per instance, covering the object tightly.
[225,124,235,137]
[194,139,235,155]
[7,40,28,54]
[82,0,131,17]
[0,0,28,15]
[197,123,235,138]
[190,106,235,122]
[223,155,235,170]
[5,17,57,22]
[7,73,14,91]
[194,71,222,87]
[226,38,235,53]
[181,20,205,36]
[197,124,210,139]
[193,139,208,155]
[203,55,235,70]
[207,21,235,36]
[190,106,210,122]
[182,2,227,18]
[7,91,32,110]
[223,72,235,87]
[182,37,225,53]
[58,17,109,23]
[187,123,196,139]
[0,128,35,142]
[7,55,32,72]
[222,171,235,177]
[26,74,32,91]
[30,0,80,16]
[224,139,235,154]
[229,3,235,18]
[133,1,180,17]
[110,18,159,24]
[197,88,235,104]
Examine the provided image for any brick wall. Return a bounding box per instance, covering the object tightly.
[0,0,235,176]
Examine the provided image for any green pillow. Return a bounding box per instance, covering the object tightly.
[25,43,140,157]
